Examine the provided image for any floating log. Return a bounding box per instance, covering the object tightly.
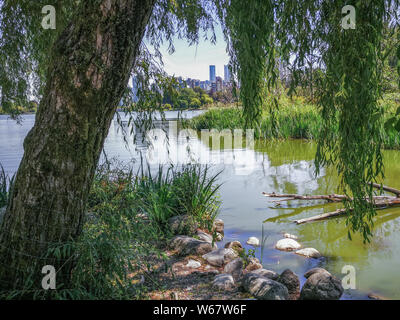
[262,192,346,203]
[370,183,400,197]
[263,187,400,224]
[295,209,348,224]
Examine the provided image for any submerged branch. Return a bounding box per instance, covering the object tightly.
[263,187,400,224]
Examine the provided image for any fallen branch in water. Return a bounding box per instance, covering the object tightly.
[369,183,400,197]
[263,187,400,224]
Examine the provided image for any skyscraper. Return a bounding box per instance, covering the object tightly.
[224,65,230,83]
[209,65,216,83]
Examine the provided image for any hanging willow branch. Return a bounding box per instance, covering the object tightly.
[218,0,400,242]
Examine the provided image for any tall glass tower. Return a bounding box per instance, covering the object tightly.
[224,65,230,83]
[209,65,216,82]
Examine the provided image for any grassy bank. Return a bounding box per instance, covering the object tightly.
[188,94,400,149]
[0,161,221,299]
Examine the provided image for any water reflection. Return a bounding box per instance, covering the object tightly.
[1,114,400,299]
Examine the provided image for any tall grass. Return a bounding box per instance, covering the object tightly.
[189,94,400,148]
[189,96,325,140]
[0,160,222,299]
[135,164,221,233]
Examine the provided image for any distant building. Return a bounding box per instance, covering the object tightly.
[216,76,223,92]
[209,65,216,83]
[224,65,231,83]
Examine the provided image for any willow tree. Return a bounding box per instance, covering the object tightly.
[0,0,399,291]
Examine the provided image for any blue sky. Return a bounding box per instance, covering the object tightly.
[158,25,229,81]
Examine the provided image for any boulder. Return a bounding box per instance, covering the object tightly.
[170,235,213,256]
[295,248,321,259]
[277,269,300,300]
[202,248,238,267]
[196,231,213,244]
[186,259,202,269]
[242,272,289,300]
[224,241,244,253]
[244,257,263,272]
[304,267,331,279]
[300,270,344,300]
[275,238,301,251]
[283,233,298,240]
[213,219,224,234]
[246,237,260,247]
[215,232,224,242]
[251,268,279,281]
[212,274,235,291]
[168,215,198,235]
[224,258,244,280]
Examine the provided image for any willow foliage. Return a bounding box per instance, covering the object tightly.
[1,0,400,241]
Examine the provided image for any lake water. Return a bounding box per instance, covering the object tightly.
[1,112,400,299]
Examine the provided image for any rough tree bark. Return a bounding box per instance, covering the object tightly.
[0,0,155,290]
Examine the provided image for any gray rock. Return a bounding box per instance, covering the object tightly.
[224,241,244,253]
[283,233,298,240]
[213,219,224,234]
[304,267,331,279]
[277,269,300,300]
[215,232,224,241]
[196,231,213,244]
[186,259,201,269]
[251,268,279,281]
[275,238,301,251]
[295,248,321,258]
[245,257,263,272]
[242,272,289,300]
[246,237,260,247]
[212,273,235,291]
[170,235,213,256]
[224,258,244,280]
[202,248,238,267]
[168,215,198,235]
[300,270,344,300]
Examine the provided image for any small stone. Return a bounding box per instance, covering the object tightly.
[242,272,288,300]
[196,231,213,244]
[277,269,300,300]
[224,258,244,280]
[186,259,201,269]
[304,268,331,279]
[224,241,244,253]
[213,219,224,234]
[245,257,263,272]
[275,238,301,251]
[212,274,235,291]
[295,248,321,258]
[246,237,260,247]
[202,248,238,267]
[170,235,213,256]
[300,271,344,300]
[251,268,279,281]
[283,233,298,240]
[215,232,224,241]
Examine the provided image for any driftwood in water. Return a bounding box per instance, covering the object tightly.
[263,185,400,224]
[370,183,400,197]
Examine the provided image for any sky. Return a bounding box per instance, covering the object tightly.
[157,25,230,81]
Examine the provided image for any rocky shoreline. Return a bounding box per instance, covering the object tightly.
[144,215,345,300]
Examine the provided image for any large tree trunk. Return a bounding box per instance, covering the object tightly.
[0,0,155,290]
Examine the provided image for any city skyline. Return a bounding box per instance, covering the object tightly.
[155,25,229,80]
